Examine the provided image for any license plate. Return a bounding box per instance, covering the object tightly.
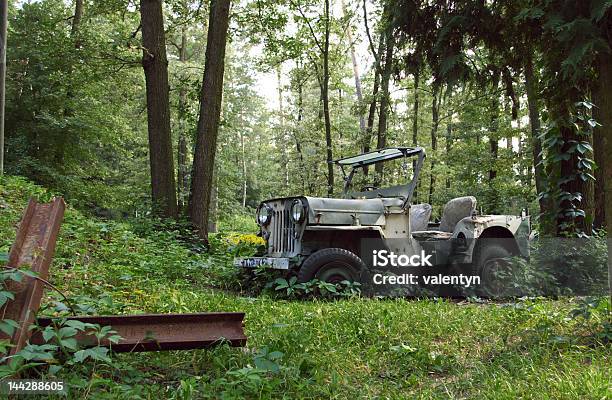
[233,257,290,270]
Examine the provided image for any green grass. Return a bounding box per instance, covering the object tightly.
[0,175,610,399]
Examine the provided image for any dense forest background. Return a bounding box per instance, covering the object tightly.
[2,0,611,239]
[0,1,610,395]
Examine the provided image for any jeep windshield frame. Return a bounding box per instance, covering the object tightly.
[334,146,426,209]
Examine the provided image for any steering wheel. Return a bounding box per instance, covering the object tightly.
[360,185,378,192]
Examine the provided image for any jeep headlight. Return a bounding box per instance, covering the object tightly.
[290,199,306,223]
[257,204,272,226]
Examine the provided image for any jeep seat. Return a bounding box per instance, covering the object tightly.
[410,203,432,232]
[412,196,477,241]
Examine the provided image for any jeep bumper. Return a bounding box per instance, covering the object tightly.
[233,257,290,270]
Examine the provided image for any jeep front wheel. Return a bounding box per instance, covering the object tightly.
[297,248,365,284]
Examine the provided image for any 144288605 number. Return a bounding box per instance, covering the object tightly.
[1,379,66,394]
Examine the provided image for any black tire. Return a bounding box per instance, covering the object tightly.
[473,244,515,298]
[297,248,365,284]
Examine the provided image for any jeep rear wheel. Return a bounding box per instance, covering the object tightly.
[297,248,365,284]
[474,244,513,298]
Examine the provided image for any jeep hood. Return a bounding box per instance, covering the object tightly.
[303,196,386,226]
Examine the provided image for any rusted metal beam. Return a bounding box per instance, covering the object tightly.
[2,198,247,362]
[0,198,65,357]
[32,312,247,352]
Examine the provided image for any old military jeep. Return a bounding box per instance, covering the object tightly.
[235,146,530,296]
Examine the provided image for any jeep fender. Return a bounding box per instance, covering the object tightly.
[453,216,528,263]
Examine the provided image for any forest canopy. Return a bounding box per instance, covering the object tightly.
[2,0,611,239]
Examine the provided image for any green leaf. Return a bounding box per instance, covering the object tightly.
[53,301,70,312]
[587,118,600,128]
[73,347,111,364]
[7,271,23,283]
[42,327,56,343]
[107,334,122,344]
[254,357,280,373]
[0,291,15,308]
[88,347,111,362]
[64,320,87,331]
[72,349,87,363]
[267,351,284,360]
[58,326,78,339]
[18,344,57,361]
[60,338,78,351]
[48,365,63,375]
[0,320,19,336]
[18,269,39,279]
[578,172,595,181]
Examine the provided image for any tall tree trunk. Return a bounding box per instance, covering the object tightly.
[445,117,452,189]
[240,128,247,208]
[177,21,189,212]
[0,0,7,176]
[374,19,395,181]
[277,65,289,191]
[71,0,84,37]
[55,0,84,166]
[488,73,501,213]
[595,52,612,304]
[209,163,219,233]
[502,67,518,150]
[524,54,547,217]
[412,69,420,201]
[489,138,498,181]
[363,31,385,176]
[342,0,366,137]
[583,133,595,235]
[489,73,500,183]
[365,68,380,155]
[428,86,440,205]
[188,0,231,240]
[141,0,178,219]
[322,0,333,197]
[593,61,607,229]
[556,97,594,235]
[294,78,306,192]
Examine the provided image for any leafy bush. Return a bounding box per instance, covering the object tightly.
[0,275,123,379]
[267,277,362,300]
[568,297,611,344]
[217,212,258,233]
[225,233,266,256]
[508,236,608,297]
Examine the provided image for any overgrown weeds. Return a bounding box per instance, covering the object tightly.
[0,176,610,399]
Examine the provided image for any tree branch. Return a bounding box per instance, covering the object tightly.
[292,0,324,53]
[363,0,381,71]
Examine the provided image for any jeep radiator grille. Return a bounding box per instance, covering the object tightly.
[271,208,297,254]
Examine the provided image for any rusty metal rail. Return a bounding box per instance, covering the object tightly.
[1,198,247,364]
[0,198,65,357]
[32,312,247,352]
